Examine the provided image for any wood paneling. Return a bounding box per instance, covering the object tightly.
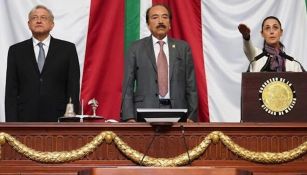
[0,122,307,174]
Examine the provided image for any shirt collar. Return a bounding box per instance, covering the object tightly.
[32,35,51,47]
[152,35,168,45]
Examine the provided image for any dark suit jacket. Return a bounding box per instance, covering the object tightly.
[121,36,198,121]
[5,37,80,122]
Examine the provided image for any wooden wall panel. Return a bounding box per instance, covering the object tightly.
[0,122,307,175]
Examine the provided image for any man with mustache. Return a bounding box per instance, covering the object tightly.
[5,5,80,122]
[121,4,198,122]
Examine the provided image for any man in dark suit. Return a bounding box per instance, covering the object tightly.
[5,5,80,122]
[121,4,198,122]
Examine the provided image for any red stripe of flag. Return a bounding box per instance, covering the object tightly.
[81,0,124,120]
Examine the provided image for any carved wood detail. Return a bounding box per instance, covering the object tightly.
[0,122,307,175]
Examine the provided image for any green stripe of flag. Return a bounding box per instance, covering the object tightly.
[125,0,140,53]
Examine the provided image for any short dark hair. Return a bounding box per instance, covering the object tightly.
[145,4,172,24]
[261,16,282,32]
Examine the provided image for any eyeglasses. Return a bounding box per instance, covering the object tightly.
[30,15,50,22]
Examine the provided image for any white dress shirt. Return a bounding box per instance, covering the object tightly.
[152,35,170,99]
[32,35,51,62]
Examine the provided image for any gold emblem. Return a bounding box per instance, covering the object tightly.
[259,78,296,115]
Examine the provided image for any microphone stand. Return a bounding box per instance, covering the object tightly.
[294,60,306,72]
[246,51,267,72]
[280,52,306,72]
[140,130,157,166]
[247,49,306,72]
[180,124,192,165]
[140,122,174,165]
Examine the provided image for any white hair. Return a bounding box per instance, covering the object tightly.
[28,5,54,22]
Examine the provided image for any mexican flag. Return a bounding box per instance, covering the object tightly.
[0,0,307,122]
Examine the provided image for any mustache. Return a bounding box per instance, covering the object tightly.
[156,24,166,29]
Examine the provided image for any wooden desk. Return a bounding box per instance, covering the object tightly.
[0,122,307,175]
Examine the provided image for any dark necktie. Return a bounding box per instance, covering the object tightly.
[37,42,45,72]
[157,41,168,97]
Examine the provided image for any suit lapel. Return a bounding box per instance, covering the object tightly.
[41,36,56,74]
[28,37,57,75]
[145,36,157,72]
[168,38,176,81]
[26,38,41,75]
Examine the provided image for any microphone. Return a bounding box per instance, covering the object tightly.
[279,51,294,61]
[279,52,306,72]
[246,49,306,72]
[254,50,268,61]
[246,49,267,72]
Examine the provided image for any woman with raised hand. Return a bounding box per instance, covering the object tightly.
[238,16,303,72]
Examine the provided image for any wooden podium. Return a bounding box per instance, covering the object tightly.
[241,72,307,122]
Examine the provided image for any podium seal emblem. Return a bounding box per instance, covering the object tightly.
[259,77,296,116]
